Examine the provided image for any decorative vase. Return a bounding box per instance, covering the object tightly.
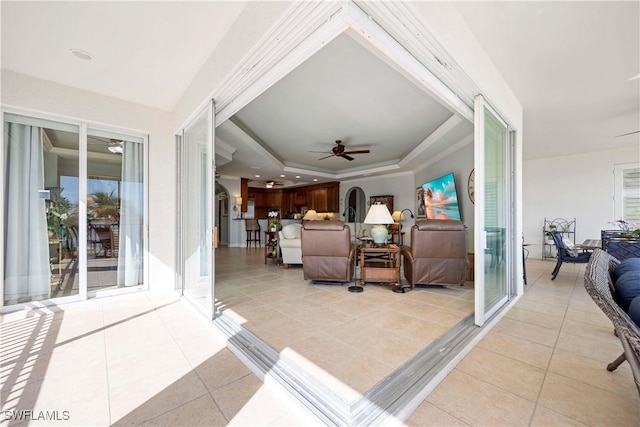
[369,224,388,244]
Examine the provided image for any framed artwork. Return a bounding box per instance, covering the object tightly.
[370,195,393,214]
[221,198,229,217]
[416,187,426,218]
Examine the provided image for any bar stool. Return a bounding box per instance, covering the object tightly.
[245,219,261,248]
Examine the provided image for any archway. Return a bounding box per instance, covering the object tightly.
[214,183,230,246]
[344,186,366,223]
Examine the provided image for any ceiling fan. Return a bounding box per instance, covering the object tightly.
[88,136,124,154]
[265,180,285,188]
[312,140,370,161]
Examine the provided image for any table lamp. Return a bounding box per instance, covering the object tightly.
[235,197,242,218]
[364,203,394,244]
[302,209,320,221]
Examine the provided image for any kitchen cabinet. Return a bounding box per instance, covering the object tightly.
[265,190,282,209]
[309,188,328,211]
[241,181,340,217]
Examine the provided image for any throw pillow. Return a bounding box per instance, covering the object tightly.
[612,257,640,282]
[628,295,640,327]
[614,270,640,312]
[561,237,578,257]
[282,224,300,239]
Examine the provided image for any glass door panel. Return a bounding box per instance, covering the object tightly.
[86,130,145,294]
[3,114,80,306]
[474,96,511,326]
[180,103,214,317]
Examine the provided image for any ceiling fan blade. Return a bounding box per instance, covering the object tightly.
[342,150,370,155]
[309,150,330,154]
[615,130,640,138]
[318,154,335,160]
[340,154,354,161]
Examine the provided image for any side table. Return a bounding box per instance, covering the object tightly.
[264,231,281,265]
[359,243,401,290]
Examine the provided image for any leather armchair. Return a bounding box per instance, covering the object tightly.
[301,220,355,283]
[401,219,468,287]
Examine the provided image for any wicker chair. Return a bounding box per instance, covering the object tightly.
[584,249,640,397]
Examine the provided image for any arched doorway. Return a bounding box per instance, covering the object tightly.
[344,186,366,223]
[215,183,230,247]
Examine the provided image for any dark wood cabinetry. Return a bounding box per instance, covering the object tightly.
[240,178,249,213]
[309,188,328,211]
[304,181,339,212]
[265,190,282,209]
[293,191,307,207]
[240,181,340,218]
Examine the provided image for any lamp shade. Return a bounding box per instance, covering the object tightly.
[235,197,242,205]
[364,203,394,244]
[364,204,394,225]
[303,209,320,220]
[392,211,402,221]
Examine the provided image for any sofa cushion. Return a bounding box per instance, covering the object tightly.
[614,270,640,312]
[612,257,640,282]
[281,223,301,239]
[279,238,301,248]
[628,295,640,327]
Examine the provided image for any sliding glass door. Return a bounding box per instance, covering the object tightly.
[86,129,146,295]
[3,114,81,306]
[474,95,513,326]
[2,112,147,309]
[177,102,215,318]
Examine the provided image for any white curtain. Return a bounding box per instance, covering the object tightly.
[117,140,143,286]
[3,123,50,303]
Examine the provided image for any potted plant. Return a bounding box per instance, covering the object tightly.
[268,210,279,231]
[544,224,557,244]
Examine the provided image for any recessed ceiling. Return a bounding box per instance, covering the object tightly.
[216,32,472,185]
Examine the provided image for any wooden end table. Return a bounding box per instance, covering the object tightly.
[359,243,401,290]
[264,231,280,265]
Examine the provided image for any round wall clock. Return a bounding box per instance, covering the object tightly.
[467,169,475,204]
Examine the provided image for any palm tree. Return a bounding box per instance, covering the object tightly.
[88,190,120,221]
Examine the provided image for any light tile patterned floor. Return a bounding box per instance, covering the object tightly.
[406,257,640,426]
[214,247,474,400]
[1,252,639,426]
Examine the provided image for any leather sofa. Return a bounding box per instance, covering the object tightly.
[401,219,468,287]
[301,220,355,283]
[278,223,302,268]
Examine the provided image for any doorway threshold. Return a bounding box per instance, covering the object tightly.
[214,310,482,426]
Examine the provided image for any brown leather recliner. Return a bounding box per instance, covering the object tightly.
[401,219,468,287]
[301,220,355,283]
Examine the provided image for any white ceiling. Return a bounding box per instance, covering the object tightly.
[454,1,640,159]
[0,1,247,111]
[2,1,638,187]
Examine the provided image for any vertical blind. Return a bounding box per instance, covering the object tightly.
[623,166,640,223]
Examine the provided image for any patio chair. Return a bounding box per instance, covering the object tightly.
[551,231,591,280]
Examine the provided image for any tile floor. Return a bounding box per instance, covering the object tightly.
[1,252,639,426]
[214,248,474,401]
